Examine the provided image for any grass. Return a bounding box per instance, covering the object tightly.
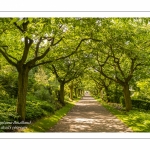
[20,98,79,132]
[96,98,150,132]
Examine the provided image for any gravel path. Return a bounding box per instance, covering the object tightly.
[49,95,132,132]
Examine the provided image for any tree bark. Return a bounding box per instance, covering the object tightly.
[100,88,104,99]
[69,81,73,100]
[74,88,78,98]
[81,90,84,96]
[123,83,132,111]
[59,82,65,106]
[70,87,73,100]
[78,89,81,96]
[104,86,110,102]
[17,66,29,121]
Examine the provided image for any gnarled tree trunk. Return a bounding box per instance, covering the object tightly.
[17,66,29,121]
[74,88,78,98]
[78,89,82,97]
[123,83,132,111]
[69,81,73,100]
[100,88,104,99]
[104,86,110,102]
[59,82,65,106]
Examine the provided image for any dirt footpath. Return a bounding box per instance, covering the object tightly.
[49,95,132,132]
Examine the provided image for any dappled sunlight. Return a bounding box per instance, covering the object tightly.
[49,96,132,132]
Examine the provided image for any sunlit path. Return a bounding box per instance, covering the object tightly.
[49,94,132,132]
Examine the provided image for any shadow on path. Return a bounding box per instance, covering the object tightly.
[49,95,132,132]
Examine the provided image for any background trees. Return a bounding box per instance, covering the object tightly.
[47,54,85,105]
[87,18,150,111]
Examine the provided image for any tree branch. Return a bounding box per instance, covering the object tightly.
[13,22,24,33]
[65,72,81,83]
[20,37,33,64]
[29,37,102,69]
[52,37,63,46]
[51,64,61,82]
[126,58,137,82]
[115,59,125,78]
[13,20,29,33]
[35,37,43,58]
[4,49,18,62]
[96,51,110,67]
[32,38,92,68]
[36,47,50,61]
[0,48,17,67]
[110,46,125,78]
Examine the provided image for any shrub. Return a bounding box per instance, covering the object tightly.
[25,97,56,121]
[40,103,54,113]
[0,94,63,132]
[0,72,18,98]
[120,96,125,107]
[34,88,50,101]
[132,99,150,110]
[53,101,63,110]
[25,106,45,121]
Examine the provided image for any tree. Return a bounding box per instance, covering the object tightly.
[48,55,85,105]
[89,18,150,111]
[89,71,112,102]
[0,18,90,120]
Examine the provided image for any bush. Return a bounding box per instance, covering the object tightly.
[34,88,50,101]
[25,99,55,121]
[40,103,54,113]
[0,89,9,100]
[25,106,45,121]
[0,72,18,99]
[0,100,20,132]
[0,93,63,132]
[53,101,63,110]
[120,96,125,107]
[132,99,150,110]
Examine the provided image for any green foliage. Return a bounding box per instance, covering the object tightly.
[21,98,79,132]
[31,67,59,102]
[0,99,19,131]
[119,96,125,107]
[132,99,150,110]
[135,79,150,99]
[34,87,50,101]
[0,65,18,99]
[25,95,57,121]
[25,102,46,121]
[0,96,57,131]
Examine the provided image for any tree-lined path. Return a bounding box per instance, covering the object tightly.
[1,18,150,132]
[49,94,132,132]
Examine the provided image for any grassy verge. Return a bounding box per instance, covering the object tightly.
[20,99,80,132]
[96,98,150,132]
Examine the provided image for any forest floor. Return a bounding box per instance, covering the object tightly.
[49,94,132,132]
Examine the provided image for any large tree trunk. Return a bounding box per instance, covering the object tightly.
[123,83,132,111]
[59,82,65,106]
[81,90,84,96]
[78,89,81,97]
[74,88,78,98]
[104,87,110,102]
[17,67,29,121]
[100,88,104,99]
[97,89,98,95]
[69,81,73,100]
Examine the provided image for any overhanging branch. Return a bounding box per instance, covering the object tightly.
[0,48,17,67]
